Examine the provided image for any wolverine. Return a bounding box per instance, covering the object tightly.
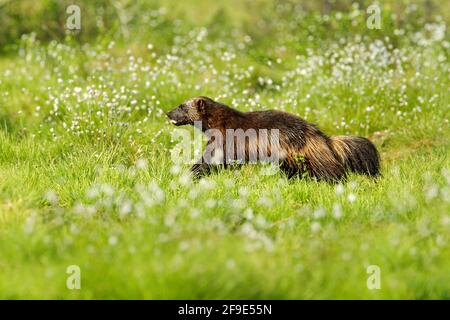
[166,96,380,181]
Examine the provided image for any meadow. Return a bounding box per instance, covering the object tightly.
[0,0,449,299]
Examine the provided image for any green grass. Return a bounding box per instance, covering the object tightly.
[0,0,449,299]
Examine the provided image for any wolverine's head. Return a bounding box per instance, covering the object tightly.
[166,96,214,126]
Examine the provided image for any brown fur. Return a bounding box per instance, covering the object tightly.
[166,96,380,181]
[330,136,380,176]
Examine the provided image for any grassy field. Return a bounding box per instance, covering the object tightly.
[0,0,449,299]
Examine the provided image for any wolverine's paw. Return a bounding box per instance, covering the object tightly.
[191,163,208,180]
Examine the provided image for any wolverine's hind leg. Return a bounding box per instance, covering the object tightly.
[279,159,308,179]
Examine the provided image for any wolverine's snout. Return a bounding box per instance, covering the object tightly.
[166,105,189,126]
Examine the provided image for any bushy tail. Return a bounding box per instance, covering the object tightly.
[330,136,380,177]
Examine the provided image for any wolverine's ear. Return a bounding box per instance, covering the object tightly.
[196,97,207,113]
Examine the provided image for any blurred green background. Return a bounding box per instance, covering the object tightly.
[1,0,449,52]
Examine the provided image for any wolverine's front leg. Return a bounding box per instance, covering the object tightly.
[191,158,226,180]
[191,143,226,179]
[191,161,211,179]
[190,133,228,179]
